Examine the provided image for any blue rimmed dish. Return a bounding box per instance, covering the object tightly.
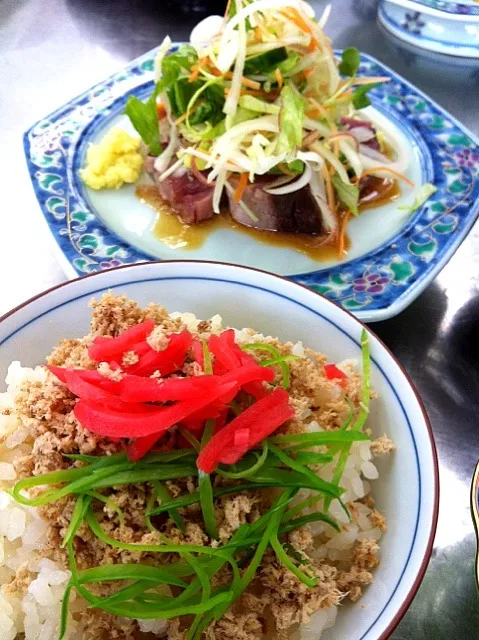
[379,0,479,57]
[0,260,439,640]
[24,46,479,322]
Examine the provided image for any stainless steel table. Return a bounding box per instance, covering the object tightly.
[0,0,478,637]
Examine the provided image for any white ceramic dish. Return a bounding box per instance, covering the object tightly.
[0,261,439,640]
[379,0,479,57]
[24,46,479,323]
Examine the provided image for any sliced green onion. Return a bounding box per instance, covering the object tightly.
[61,495,91,548]
[326,329,371,511]
[77,563,188,588]
[340,396,355,430]
[218,441,268,479]
[270,534,317,587]
[85,507,233,560]
[270,430,370,447]
[199,471,218,539]
[291,452,334,465]
[178,427,201,452]
[268,442,330,491]
[87,491,125,526]
[153,480,185,533]
[241,342,293,388]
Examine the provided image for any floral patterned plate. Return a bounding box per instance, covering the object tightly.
[24,47,479,322]
[379,0,479,57]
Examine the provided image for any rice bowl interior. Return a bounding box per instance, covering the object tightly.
[0,262,438,640]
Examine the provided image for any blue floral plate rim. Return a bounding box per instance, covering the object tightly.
[395,0,479,17]
[23,46,479,323]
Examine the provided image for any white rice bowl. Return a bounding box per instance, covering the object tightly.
[0,261,438,640]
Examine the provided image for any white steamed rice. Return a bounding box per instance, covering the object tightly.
[0,315,384,640]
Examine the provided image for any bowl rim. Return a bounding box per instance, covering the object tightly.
[0,259,439,639]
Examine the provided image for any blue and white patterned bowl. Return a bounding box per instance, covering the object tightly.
[379,0,479,57]
[0,260,440,640]
[23,46,479,322]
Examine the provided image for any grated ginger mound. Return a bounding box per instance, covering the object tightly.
[80,126,144,190]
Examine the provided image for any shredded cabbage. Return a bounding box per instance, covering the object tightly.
[123,0,415,253]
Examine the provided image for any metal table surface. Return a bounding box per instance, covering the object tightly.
[0,0,478,637]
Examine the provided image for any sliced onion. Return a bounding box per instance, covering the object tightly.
[265,163,312,195]
[246,36,311,57]
[211,116,279,156]
[154,36,172,83]
[297,150,325,169]
[339,140,363,177]
[222,0,314,44]
[347,126,376,143]
[309,171,338,237]
[310,142,350,184]
[224,182,259,222]
[212,169,228,213]
[223,0,246,118]
[154,94,179,173]
[216,32,240,74]
[262,174,296,190]
[158,156,184,182]
[318,2,332,28]
[190,15,223,50]
[303,117,332,138]
[358,118,410,174]
[182,148,238,173]
[359,144,390,163]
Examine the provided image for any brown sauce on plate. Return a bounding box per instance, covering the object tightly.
[359,177,400,211]
[136,177,399,262]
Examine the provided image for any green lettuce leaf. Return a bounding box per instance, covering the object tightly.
[331,174,359,216]
[339,48,360,77]
[276,52,301,76]
[276,85,304,155]
[398,183,437,214]
[352,82,379,109]
[239,95,280,115]
[124,88,162,156]
[244,47,288,74]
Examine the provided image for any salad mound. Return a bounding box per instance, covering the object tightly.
[122,0,411,257]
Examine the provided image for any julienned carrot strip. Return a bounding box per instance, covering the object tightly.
[224,73,261,90]
[322,164,336,213]
[328,132,359,151]
[157,103,167,120]
[338,211,350,259]
[188,66,199,83]
[310,98,336,133]
[189,57,212,82]
[280,8,319,52]
[361,167,414,188]
[241,76,261,90]
[233,173,249,203]
[275,68,283,89]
